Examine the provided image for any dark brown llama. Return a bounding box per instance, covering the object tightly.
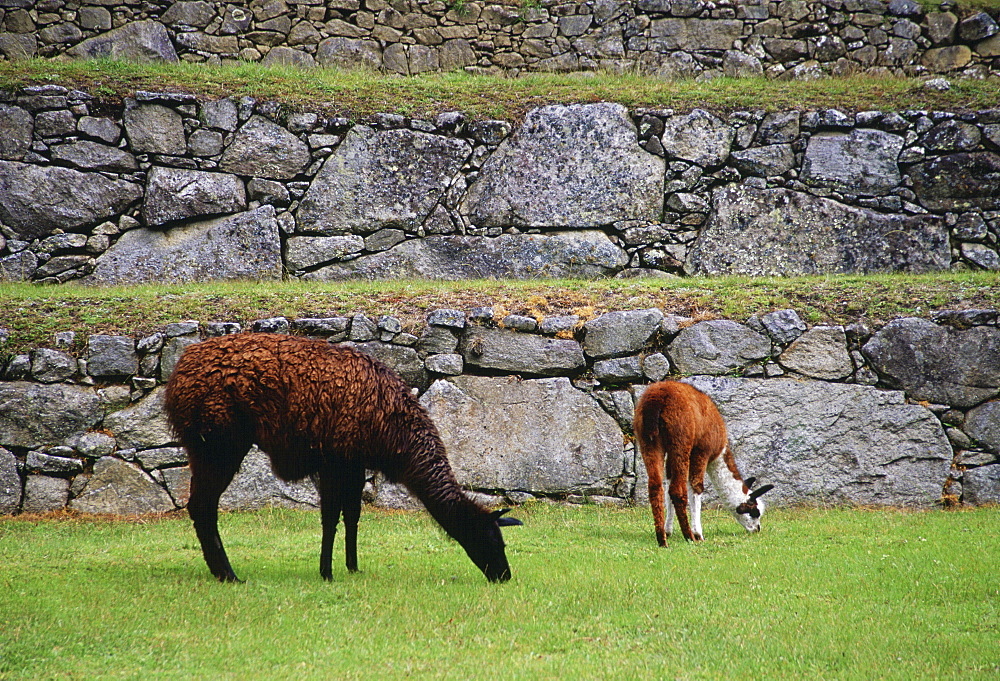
[163,333,521,583]
[633,381,773,546]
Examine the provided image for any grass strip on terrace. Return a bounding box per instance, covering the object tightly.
[2,272,999,355]
[1,58,999,121]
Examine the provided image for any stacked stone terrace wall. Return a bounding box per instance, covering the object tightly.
[2,307,999,517]
[1,1,999,78]
[2,88,1000,284]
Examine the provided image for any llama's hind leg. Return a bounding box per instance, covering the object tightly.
[341,462,366,573]
[315,467,345,582]
[186,433,250,582]
[641,448,668,547]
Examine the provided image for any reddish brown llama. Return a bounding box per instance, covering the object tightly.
[633,381,773,546]
[163,333,521,583]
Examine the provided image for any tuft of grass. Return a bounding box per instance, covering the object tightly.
[1,272,998,356]
[1,59,999,122]
[1,504,998,679]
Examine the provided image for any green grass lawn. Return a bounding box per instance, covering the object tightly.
[1,504,997,680]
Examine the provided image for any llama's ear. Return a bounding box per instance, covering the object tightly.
[744,477,757,489]
[749,484,774,500]
[492,509,523,527]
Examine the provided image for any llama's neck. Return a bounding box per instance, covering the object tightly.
[706,450,749,509]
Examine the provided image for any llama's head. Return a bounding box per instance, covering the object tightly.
[733,477,774,533]
[461,509,523,582]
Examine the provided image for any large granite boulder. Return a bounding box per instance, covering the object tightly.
[0,161,141,240]
[65,20,178,62]
[69,456,176,514]
[685,376,953,507]
[219,115,311,180]
[909,152,1000,211]
[102,387,175,450]
[302,231,628,280]
[668,320,772,375]
[659,108,735,168]
[862,318,1000,408]
[461,103,664,228]
[297,126,470,234]
[459,327,586,376]
[219,447,319,510]
[123,104,186,156]
[84,205,282,284]
[0,447,23,514]
[420,376,627,494]
[582,308,664,359]
[0,382,102,450]
[686,184,950,276]
[0,104,33,160]
[801,129,905,196]
[143,167,247,226]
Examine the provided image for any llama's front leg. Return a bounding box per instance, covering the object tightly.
[315,469,343,582]
[341,462,366,573]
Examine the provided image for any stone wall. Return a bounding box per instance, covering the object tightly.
[2,306,999,516]
[2,1,999,78]
[2,88,1000,283]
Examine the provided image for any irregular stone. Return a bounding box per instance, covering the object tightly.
[668,320,772,375]
[219,115,311,180]
[0,382,101,450]
[862,318,1000,408]
[220,447,318,510]
[348,341,428,390]
[123,104,186,156]
[593,356,644,384]
[0,447,23,514]
[582,308,663,359]
[962,464,1000,506]
[159,336,202,383]
[30,348,76,383]
[85,205,281,285]
[285,235,365,271]
[730,144,795,177]
[778,326,853,380]
[660,109,735,168]
[102,387,174,450]
[65,431,116,459]
[965,401,1000,453]
[0,104,32,160]
[649,18,742,51]
[421,376,626,494]
[50,140,137,173]
[761,309,807,344]
[69,456,176,514]
[461,103,663,228]
[65,20,179,62]
[316,37,383,70]
[27,451,83,474]
[304,231,628,280]
[686,185,950,276]
[23,475,70,513]
[685,376,952,507]
[461,327,586,376]
[86,335,138,378]
[0,161,141,241]
[298,126,469,234]
[425,353,463,375]
[920,45,972,70]
[801,129,904,196]
[143,167,247,226]
[910,152,1000,211]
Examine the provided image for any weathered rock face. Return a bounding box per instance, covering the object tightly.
[862,318,1000,408]
[219,448,319,510]
[0,161,141,240]
[64,20,178,62]
[69,456,176,514]
[961,464,1000,505]
[669,320,772,375]
[420,376,626,494]
[909,152,1000,211]
[303,231,628,280]
[85,206,281,284]
[0,382,102,450]
[461,103,664,228]
[143,167,247,226]
[0,104,32,160]
[779,326,854,380]
[218,115,310,180]
[102,388,174,451]
[460,327,586,376]
[801,129,905,196]
[0,448,23,514]
[583,309,664,359]
[297,126,471,235]
[660,109,734,168]
[686,185,951,276]
[685,376,953,507]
